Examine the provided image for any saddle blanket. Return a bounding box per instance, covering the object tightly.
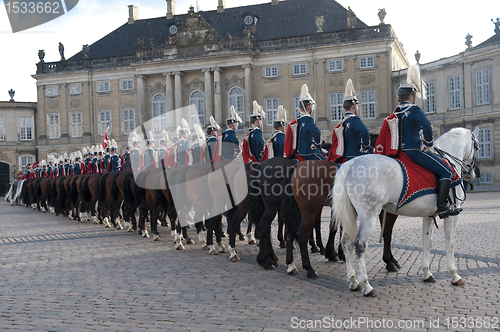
[394,152,461,211]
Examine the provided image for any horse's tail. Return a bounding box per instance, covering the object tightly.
[5,181,15,202]
[281,165,300,239]
[332,160,358,242]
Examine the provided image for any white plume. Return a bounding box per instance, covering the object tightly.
[252,100,266,119]
[210,116,220,130]
[407,64,426,101]
[344,79,356,99]
[231,106,243,123]
[181,118,192,137]
[194,123,206,142]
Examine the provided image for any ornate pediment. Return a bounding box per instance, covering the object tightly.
[223,75,245,93]
[176,6,218,47]
[185,78,205,91]
[149,82,166,96]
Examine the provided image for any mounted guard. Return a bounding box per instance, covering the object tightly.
[260,105,286,162]
[242,100,265,163]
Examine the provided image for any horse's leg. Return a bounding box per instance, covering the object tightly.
[215,216,226,253]
[195,221,207,249]
[227,207,248,261]
[314,213,325,255]
[174,222,185,250]
[308,228,319,253]
[182,226,194,245]
[277,209,286,249]
[324,225,340,262]
[205,217,217,255]
[296,213,318,279]
[354,213,376,297]
[256,208,279,270]
[285,228,299,275]
[421,216,436,283]
[381,212,400,272]
[444,216,463,285]
[341,232,359,291]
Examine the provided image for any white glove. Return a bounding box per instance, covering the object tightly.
[422,145,435,154]
[321,148,328,155]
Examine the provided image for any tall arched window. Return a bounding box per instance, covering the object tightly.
[152,93,167,131]
[228,86,244,123]
[189,90,205,127]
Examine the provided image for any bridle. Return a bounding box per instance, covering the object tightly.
[434,131,479,183]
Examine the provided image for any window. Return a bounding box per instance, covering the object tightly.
[121,79,134,91]
[328,59,344,72]
[46,85,59,97]
[360,90,376,119]
[228,86,245,122]
[0,116,4,140]
[293,95,301,118]
[244,15,253,25]
[122,109,135,135]
[189,90,205,127]
[264,66,278,78]
[69,112,82,138]
[97,81,110,93]
[292,63,308,76]
[329,92,344,121]
[265,98,279,126]
[478,128,492,158]
[479,173,492,184]
[476,69,490,105]
[359,56,375,68]
[19,116,33,141]
[449,76,461,110]
[20,156,35,172]
[98,110,111,136]
[152,93,167,131]
[68,83,81,95]
[425,82,436,114]
[47,114,60,139]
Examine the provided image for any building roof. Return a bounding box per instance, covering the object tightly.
[69,0,368,60]
[474,33,500,49]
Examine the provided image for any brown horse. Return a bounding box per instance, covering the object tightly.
[284,160,400,279]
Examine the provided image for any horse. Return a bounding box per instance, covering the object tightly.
[332,127,479,296]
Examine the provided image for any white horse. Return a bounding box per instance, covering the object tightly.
[332,127,479,297]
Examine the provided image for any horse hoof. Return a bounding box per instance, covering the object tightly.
[230,256,239,262]
[209,249,218,255]
[310,246,320,254]
[153,234,161,241]
[364,290,376,297]
[288,269,299,275]
[279,242,286,249]
[424,276,437,283]
[248,239,256,245]
[219,248,227,253]
[264,264,275,271]
[328,255,340,262]
[202,244,209,250]
[175,243,185,250]
[386,263,399,272]
[452,279,464,286]
[239,235,246,241]
[307,271,319,279]
[186,239,195,245]
[350,284,361,292]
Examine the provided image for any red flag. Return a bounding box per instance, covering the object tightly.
[102,126,109,149]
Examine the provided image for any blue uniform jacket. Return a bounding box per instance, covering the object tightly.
[58,164,65,177]
[249,126,265,162]
[91,157,98,173]
[272,131,285,157]
[297,114,324,158]
[343,112,373,159]
[109,154,121,172]
[103,155,110,172]
[205,136,217,162]
[191,142,201,164]
[399,102,434,151]
[222,129,239,160]
[177,139,189,166]
[73,163,81,175]
[130,149,140,170]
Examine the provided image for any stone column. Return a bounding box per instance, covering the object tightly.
[136,74,145,126]
[164,72,174,129]
[174,71,183,126]
[243,64,253,124]
[213,67,222,122]
[203,68,213,126]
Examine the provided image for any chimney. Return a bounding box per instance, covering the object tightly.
[128,5,138,24]
[166,0,175,19]
[272,0,279,5]
[217,0,225,13]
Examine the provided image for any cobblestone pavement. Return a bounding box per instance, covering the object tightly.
[1,191,499,331]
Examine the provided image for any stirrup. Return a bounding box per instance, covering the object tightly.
[437,207,462,219]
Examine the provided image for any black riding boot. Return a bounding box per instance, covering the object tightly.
[436,179,462,219]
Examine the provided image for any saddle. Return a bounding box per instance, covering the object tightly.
[394,152,461,211]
